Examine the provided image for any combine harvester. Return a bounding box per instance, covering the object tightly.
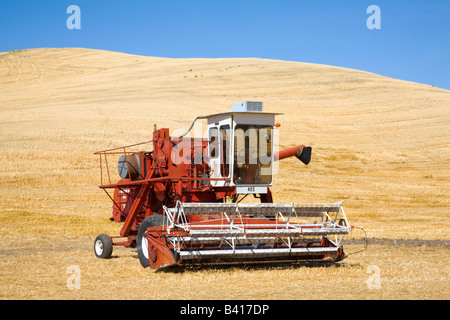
[93,102,351,270]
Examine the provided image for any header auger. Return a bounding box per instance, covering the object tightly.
[93,102,351,270]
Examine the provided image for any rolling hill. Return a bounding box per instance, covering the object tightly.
[0,48,448,299]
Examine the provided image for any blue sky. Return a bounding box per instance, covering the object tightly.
[1,0,449,89]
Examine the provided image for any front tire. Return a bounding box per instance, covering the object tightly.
[94,234,113,259]
[137,215,167,268]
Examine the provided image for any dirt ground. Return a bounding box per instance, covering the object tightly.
[0,48,449,300]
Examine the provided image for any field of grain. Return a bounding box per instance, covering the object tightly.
[0,48,449,300]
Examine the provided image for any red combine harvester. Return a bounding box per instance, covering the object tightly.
[93,102,351,270]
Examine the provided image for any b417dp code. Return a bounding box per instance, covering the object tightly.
[224,304,269,315]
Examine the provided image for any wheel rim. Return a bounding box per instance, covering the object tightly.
[95,239,104,256]
[141,235,149,260]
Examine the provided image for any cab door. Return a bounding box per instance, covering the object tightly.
[208,116,232,187]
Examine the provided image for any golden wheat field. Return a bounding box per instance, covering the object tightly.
[0,48,449,300]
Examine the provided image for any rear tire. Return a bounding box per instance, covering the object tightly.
[94,234,113,259]
[137,215,168,268]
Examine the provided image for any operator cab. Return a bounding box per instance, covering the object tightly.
[199,102,281,194]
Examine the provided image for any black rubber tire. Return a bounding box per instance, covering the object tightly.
[94,234,113,259]
[137,215,168,268]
